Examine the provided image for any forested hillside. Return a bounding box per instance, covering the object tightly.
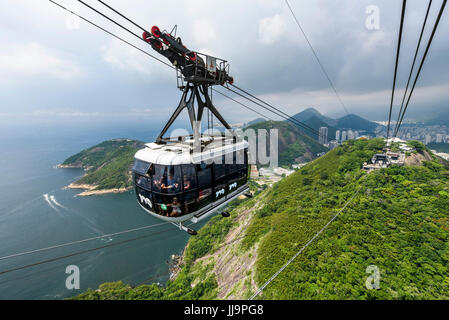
[72,139,449,300]
[61,139,145,190]
[246,120,328,166]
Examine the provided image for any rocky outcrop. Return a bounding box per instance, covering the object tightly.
[190,197,266,300]
[404,150,433,166]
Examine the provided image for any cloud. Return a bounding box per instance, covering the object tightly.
[258,14,287,45]
[0,106,172,122]
[0,109,103,118]
[101,31,173,83]
[192,19,217,46]
[359,29,393,54]
[0,42,83,81]
[1,0,448,123]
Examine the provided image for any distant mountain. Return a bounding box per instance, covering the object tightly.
[245,120,328,166]
[302,116,337,141]
[245,118,266,127]
[335,114,379,133]
[291,107,336,126]
[289,108,381,139]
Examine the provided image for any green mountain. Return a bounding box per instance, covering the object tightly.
[335,114,379,133]
[61,139,145,190]
[246,117,266,126]
[303,115,337,140]
[245,120,328,166]
[291,107,337,126]
[71,139,449,300]
[289,108,381,138]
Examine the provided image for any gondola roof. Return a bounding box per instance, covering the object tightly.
[134,136,248,166]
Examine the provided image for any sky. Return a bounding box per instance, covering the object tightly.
[0,0,448,127]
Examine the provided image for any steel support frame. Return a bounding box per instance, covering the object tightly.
[156,82,234,145]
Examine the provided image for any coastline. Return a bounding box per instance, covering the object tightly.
[58,160,132,197]
[65,183,131,197]
[57,164,82,169]
[57,164,93,170]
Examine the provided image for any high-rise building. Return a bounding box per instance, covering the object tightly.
[341,131,347,142]
[328,140,338,150]
[319,127,328,145]
[335,130,341,142]
[347,130,354,140]
[436,134,443,143]
[425,134,432,145]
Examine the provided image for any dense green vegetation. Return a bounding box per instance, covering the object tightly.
[62,139,145,190]
[247,139,449,299]
[245,120,328,166]
[71,138,449,300]
[71,270,219,300]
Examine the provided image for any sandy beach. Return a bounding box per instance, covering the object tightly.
[65,182,131,197]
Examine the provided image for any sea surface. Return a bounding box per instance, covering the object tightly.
[0,122,204,299]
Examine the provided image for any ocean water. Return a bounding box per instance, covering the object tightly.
[0,122,203,299]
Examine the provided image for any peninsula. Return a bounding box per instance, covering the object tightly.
[59,139,145,196]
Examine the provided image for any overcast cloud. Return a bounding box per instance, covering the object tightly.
[0,0,448,126]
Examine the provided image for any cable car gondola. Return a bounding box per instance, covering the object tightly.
[132,26,249,235]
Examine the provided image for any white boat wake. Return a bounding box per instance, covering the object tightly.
[44,193,106,237]
[50,195,67,209]
[43,194,58,211]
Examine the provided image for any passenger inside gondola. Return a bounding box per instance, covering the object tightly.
[166,197,182,217]
[147,163,153,177]
[161,172,180,192]
[153,176,161,190]
[183,175,191,190]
